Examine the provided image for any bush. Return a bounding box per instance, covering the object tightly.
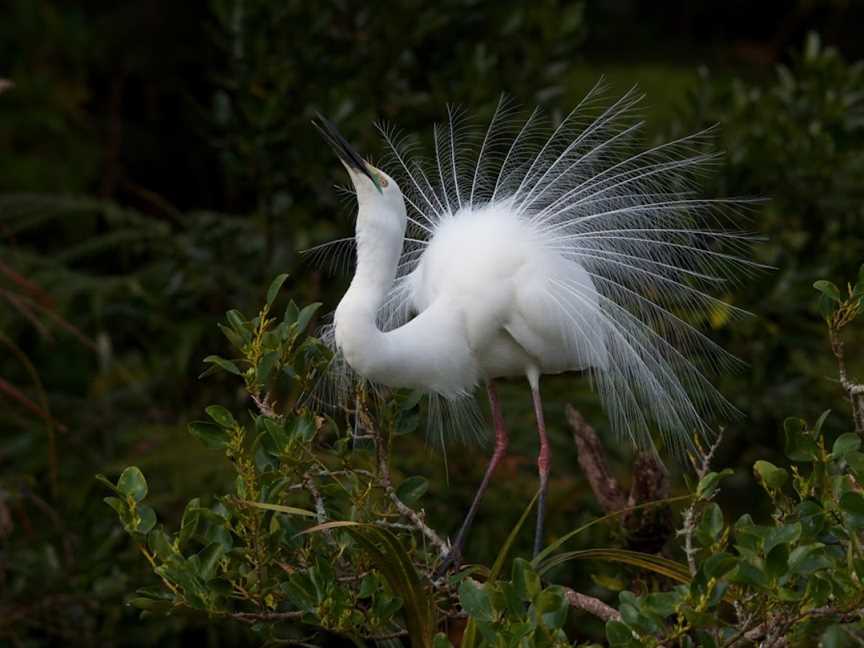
[101,267,864,645]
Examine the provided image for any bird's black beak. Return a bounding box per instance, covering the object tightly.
[313,113,382,192]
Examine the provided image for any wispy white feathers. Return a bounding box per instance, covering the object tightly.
[314,85,761,454]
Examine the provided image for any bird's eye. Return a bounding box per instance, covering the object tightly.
[376,172,389,188]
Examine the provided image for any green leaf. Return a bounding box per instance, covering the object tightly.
[290,413,315,442]
[754,460,788,489]
[839,491,864,515]
[696,469,734,499]
[202,354,241,376]
[283,300,299,325]
[128,597,172,613]
[295,302,322,335]
[217,323,244,349]
[358,573,379,598]
[817,293,836,319]
[703,552,737,578]
[148,527,175,561]
[784,418,819,462]
[813,280,842,302]
[812,409,831,434]
[256,351,279,384]
[118,466,148,501]
[266,273,289,307]
[821,624,855,648]
[788,543,831,574]
[831,432,861,459]
[432,633,454,648]
[103,496,126,516]
[459,578,494,622]
[592,572,626,591]
[798,500,825,539]
[606,620,637,647]
[535,585,569,629]
[847,451,864,480]
[179,498,201,546]
[763,522,801,555]
[395,476,429,506]
[765,544,789,579]
[642,590,682,617]
[512,558,541,602]
[225,309,248,336]
[188,421,230,449]
[95,473,121,495]
[205,405,237,429]
[728,561,770,589]
[136,506,157,535]
[695,503,724,545]
[197,542,225,580]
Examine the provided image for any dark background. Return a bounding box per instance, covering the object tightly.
[2,1,863,645]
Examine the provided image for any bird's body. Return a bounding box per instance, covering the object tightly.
[313,85,758,563]
[335,200,607,397]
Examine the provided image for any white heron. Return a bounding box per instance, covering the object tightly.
[312,85,758,568]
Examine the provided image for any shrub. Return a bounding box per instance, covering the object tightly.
[101,267,864,646]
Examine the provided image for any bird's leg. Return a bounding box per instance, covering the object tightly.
[531,383,550,557]
[437,382,509,574]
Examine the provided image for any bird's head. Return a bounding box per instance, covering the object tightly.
[314,114,404,219]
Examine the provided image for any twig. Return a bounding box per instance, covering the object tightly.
[377,449,449,556]
[692,429,724,480]
[679,429,724,576]
[830,324,864,434]
[366,629,409,640]
[358,396,450,557]
[252,393,278,418]
[563,588,622,622]
[679,505,698,577]
[303,474,328,526]
[228,610,305,624]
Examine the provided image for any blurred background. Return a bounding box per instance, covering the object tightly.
[2,1,863,645]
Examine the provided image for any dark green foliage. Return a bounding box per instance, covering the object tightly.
[678,34,864,449]
[100,269,864,645]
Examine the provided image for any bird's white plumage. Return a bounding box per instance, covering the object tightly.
[318,84,760,454]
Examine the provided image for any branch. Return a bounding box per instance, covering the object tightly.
[251,393,278,418]
[564,588,622,622]
[679,504,698,577]
[830,327,864,434]
[227,610,305,625]
[377,448,449,556]
[357,395,450,557]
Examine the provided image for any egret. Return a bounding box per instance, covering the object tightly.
[313,85,758,568]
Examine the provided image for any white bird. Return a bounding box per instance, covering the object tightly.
[312,85,758,568]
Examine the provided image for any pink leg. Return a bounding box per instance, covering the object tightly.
[531,383,550,557]
[438,382,509,572]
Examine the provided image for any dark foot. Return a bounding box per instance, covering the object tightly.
[434,545,463,578]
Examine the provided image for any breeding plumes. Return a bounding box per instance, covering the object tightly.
[312,84,760,568]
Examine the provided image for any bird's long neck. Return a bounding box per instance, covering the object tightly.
[334,203,405,379]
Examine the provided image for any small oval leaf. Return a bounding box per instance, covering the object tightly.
[118,466,148,501]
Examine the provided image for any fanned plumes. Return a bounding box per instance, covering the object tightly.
[314,85,762,454]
